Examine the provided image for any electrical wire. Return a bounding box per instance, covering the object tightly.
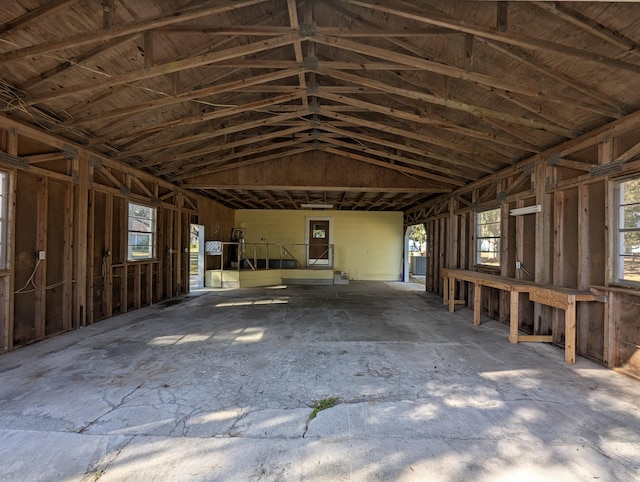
[14,259,41,294]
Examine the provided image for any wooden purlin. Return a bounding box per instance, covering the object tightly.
[0,0,271,64]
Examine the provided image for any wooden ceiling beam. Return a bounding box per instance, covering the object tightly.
[19,33,139,91]
[181,146,315,178]
[310,34,624,118]
[0,0,80,35]
[533,2,640,59]
[287,0,309,110]
[25,33,299,105]
[91,91,305,145]
[321,137,474,184]
[313,90,539,152]
[169,138,310,180]
[0,0,270,64]
[480,39,624,116]
[317,108,494,160]
[154,25,459,37]
[144,123,311,169]
[185,184,444,193]
[317,124,494,175]
[317,68,571,136]
[118,109,310,159]
[341,0,640,74]
[62,68,305,127]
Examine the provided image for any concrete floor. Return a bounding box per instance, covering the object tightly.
[1,282,639,481]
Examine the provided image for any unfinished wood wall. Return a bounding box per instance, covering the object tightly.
[408,115,640,378]
[0,116,233,353]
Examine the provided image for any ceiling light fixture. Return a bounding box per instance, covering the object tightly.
[509,205,542,216]
[301,203,334,209]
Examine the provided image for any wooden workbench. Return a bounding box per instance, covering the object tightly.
[441,268,600,364]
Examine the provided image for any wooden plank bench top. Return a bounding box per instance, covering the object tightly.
[441,268,600,364]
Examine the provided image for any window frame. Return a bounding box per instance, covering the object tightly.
[127,201,157,261]
[614,177,640,287]
[475,207,501,267]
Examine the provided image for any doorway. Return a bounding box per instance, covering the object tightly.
[189,224,205,289]
[306,218,332,266]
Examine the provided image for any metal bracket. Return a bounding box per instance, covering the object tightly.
[303,56,318,70]
[0,149,29,169]
[590,160,623,178]
[63,144,79,161]
[89,155,102,169]
[546,152,561,167]
[300,22,317,37]
[522,162,535,177]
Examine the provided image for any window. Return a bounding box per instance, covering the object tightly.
[616,178,640,284]
[128,202,156,260]
[0,172,7,269]
[476,208,501,266]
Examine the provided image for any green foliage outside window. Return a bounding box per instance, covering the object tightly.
[617,178,640,283]
[476,208,501,266]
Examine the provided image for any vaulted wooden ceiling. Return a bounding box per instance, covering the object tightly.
[1,0,640,210]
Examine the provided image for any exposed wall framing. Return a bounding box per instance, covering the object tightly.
[407,110,640,377]
[0,114,233,353]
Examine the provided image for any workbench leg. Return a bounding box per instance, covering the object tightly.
[448,277,456,313]
[443,276,449,305]
[565,298,576,364]
[473,283,481,326]
[509,291,519,343]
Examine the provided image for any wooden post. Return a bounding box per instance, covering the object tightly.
[4,127,18,351]
[134,263,141,309]
[499,195,510,324]
[577,183,590,354]
[534,161,550,334]
[565,297,577,364]
[509,290,519,343]
[105,193,113,317]
[473,282,482,326]
[74,153,90,327]
[552,190,564,343]
[87,189,95,325]
[35,176,47,340]
[62,183,73,331]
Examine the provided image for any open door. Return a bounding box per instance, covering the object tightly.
[189,224,205,289]
[307,218,331,266]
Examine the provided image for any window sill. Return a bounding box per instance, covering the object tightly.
[473,265,501,274]
[591,284,640,297]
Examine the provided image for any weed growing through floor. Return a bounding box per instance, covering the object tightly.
[309,397,339,420]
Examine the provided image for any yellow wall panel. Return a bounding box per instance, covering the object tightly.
[234,210,403,280]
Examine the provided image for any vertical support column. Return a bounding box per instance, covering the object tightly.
[134,263,141,309]
[104,193,113,318]
[449,198,459,300]
[426,220,434,292]
[603,138,616,366]
[534,161,550,334]
[565,297,577,364]
[175,199,183,295]
[34,176,48,340]
[577,183,590,354]
[86,189,95,325]
[3,127,18,351]
[473,283,482,326]
[62,183,74,331]
[552,190,564,343]
[74,153,90,327]
[515,200,524,281]
[499,183,510,324]
[509,290,519,343]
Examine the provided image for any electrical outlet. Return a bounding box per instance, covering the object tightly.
[515,261,522,269]
[38,250,46,260]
